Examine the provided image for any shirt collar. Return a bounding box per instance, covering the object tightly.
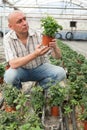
[9,28,36,39]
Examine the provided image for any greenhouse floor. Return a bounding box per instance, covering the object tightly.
[61,40,87,59]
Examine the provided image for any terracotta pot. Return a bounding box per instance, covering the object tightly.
[51,106,59,116]
[5,105,16,112]
[84,121,87,130]
[42,35,53,46]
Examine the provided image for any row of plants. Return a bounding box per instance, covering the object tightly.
[49,40,87,129]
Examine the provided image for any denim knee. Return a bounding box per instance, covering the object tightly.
[4,68,19,84]
[57,67,66,81]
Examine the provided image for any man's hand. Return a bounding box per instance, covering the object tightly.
[48,39,57,50]
[34,44,50,56]
[48,39,62,59]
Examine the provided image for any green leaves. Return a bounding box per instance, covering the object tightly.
[49,83,67,106]
[3,84,20,107]
[31,86,45,112]
[0,63,5,77]
[41,15,63,37]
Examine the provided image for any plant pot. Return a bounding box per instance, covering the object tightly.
[42,35,53,46]
[83,121,87,130]
[51,106,59,116]
[5,104,16,112]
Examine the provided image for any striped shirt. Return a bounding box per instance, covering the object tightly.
[3,28,49,69]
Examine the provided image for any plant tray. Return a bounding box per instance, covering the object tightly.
[41,106,62,130]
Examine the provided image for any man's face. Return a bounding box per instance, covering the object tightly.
[9,12,29,34]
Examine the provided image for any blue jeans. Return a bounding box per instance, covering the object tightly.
[4,63,66,89]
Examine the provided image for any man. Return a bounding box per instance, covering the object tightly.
[3,10,66,89]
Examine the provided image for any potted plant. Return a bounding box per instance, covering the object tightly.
[3,84,20,112]
[0,110,19,129]
[19,112,44,130]
[30,86,45,118]
[0,107,44,130]
[40,15,63,46]
[49,83,66,116]
[79,110,87,130]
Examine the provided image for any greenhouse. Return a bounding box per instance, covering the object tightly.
[0,0,87,130]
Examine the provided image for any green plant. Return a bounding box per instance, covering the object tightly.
[76,53,85,64]
[0,63,5,78]
[66,79,85,105]
[0,109,44,130]
[40,15,62,37]
[3,84,20,107]
[14,92,30,120]
[81,63,87,83]
[19,113,44,130]
[79,86,87,121]
[0,85,44,130]
[80,111,87,122]
[0,110,19,130]
[49,83,67,106]
[31,86,45,114]
[78,101,87,121]
[63,104,72,115]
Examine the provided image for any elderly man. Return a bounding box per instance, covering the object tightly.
[3,10,66,89]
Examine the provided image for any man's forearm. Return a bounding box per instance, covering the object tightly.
[52,47,62,59]
[9,52,38,69]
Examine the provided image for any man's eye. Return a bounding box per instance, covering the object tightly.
[23,17,26,20]
[17,20,22,23]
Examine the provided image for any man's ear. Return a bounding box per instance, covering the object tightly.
[8,24,12,29]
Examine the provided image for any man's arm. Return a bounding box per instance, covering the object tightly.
[9,44,50,69]
[49,39,62,59]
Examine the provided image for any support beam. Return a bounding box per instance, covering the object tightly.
[2,0,18,10]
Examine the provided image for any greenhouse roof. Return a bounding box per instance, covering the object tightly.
[1,0,87,12]
[0,0,87,20]
[1,0,87,8]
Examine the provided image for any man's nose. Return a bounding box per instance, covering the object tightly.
[22,20,27,25]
